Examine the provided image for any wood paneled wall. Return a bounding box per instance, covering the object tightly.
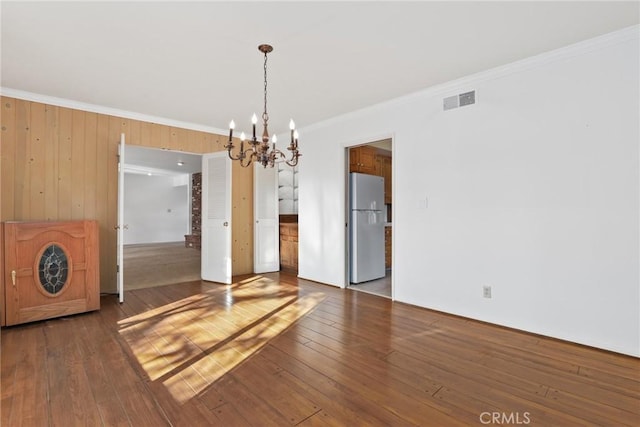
[231,159,253,274]
[1,96,253,294]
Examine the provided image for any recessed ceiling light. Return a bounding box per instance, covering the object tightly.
[147,172,152,176]
[177,161,185,166]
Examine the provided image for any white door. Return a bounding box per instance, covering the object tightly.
[201,152,232,284]
[116,133,125,303]
[254,163,279,273]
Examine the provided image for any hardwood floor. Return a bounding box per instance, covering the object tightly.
[1,272,638,426]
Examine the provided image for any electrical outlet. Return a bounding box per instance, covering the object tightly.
[483,285,492,299]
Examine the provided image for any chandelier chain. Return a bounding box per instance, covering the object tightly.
[262,50,269,124]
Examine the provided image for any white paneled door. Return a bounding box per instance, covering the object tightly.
[254,163,280,273]
[201,152,232,284]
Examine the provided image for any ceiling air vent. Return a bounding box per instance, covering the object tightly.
[443,90,476,111]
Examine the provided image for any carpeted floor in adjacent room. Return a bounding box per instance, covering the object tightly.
[123,242,201,290]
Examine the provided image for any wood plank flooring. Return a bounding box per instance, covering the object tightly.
[1,272,638,426]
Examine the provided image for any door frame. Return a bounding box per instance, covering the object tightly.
[116,144,203,294]
[344,135,395,300]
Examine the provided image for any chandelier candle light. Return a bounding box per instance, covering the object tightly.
[225,44,301,168]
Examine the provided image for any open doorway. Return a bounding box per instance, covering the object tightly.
[123,146,202,290]
[347,139,392,298]
[277,163,299,274]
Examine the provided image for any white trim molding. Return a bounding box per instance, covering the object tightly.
[302,24,640,135]
[0,87,228,136]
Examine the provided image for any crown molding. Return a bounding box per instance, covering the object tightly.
[0,87,228,136]
[2,25,637,138]
[303,24,639,134]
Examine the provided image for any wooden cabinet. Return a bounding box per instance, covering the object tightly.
[385,226,392,269]
[372,153,392,204]
[349,146,378,174]
[350,146,392,204]
[279,223,298,272]
[381,155,392,204]
[2,220,100,326]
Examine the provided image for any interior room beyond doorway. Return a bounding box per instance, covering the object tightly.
[123,146,203,290]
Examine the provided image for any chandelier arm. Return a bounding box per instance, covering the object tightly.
[225,143,243,161]
[240,156,253,168]
[242,147,258,166]
[246,148,258,160]
[285,157,299,167]
[272,149,300,164]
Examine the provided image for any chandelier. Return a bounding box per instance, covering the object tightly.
[225,44,301,168]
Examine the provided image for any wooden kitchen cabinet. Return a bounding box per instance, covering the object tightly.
[385,226,392,269]
[381,155,392,204]
[279,223,298,273]
[350,146,392,203]
[349,146,378,174]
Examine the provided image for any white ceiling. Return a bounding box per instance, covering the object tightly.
[2,1,638,137]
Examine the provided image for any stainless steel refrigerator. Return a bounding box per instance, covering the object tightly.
[350,172,386,283]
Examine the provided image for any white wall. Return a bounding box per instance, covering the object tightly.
[298,26,639,356]
[124,173,190,244]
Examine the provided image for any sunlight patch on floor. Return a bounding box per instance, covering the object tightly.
[118,276,326,404]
